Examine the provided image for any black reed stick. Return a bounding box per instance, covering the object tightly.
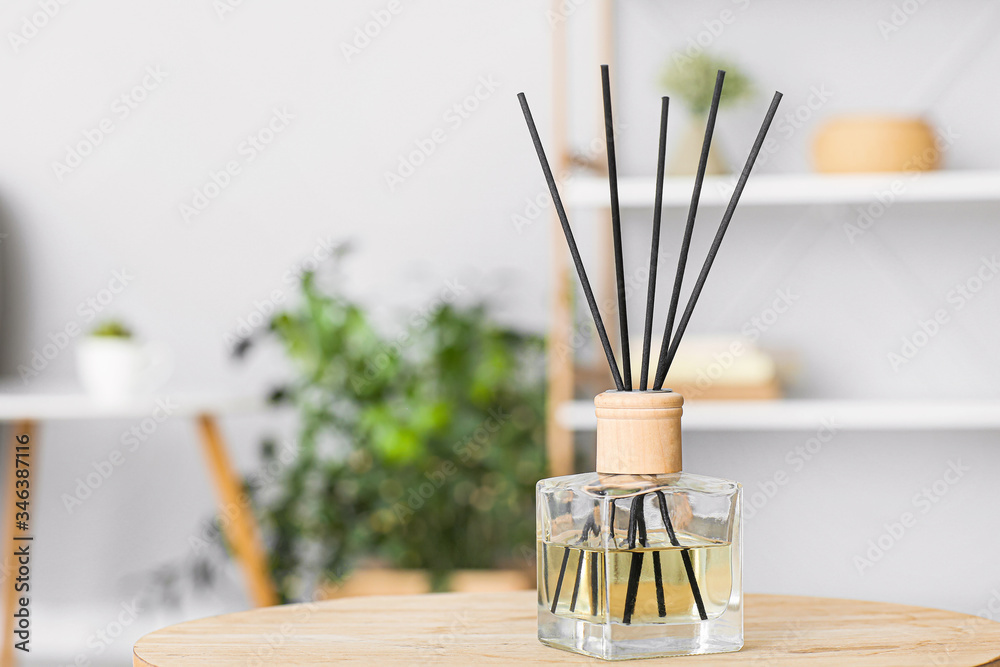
[518,93,625,391]
[652,549,666,617]
[652,71,725,390]
[635,497,649,548]
[589,551,599,615]
[657,91,783,382]
[541,541,549,599]
[569,553,584,612]
[636,496,665,619]
[621,494,666,623]
[550,546,571,614]
[655,490,707,620]
[601,65,630,390]
[569,514,596,612]
[609,498,617,543]
[622,494,645,624]
[639,97,669,391]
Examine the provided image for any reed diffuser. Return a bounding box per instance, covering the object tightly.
[518,66,781,660]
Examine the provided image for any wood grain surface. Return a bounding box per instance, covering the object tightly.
[134,591,1000,666]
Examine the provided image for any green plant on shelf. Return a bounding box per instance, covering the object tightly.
[660,51,753,116]
[242,269,546,602]
[89,319,134,338]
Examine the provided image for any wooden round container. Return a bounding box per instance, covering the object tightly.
[595,390,683,474]
[812,115,939,173]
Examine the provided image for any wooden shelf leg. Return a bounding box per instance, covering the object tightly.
[547,260,575,477]
[546,0,575,478]
[2,420,35,667]
[194,414,278,608]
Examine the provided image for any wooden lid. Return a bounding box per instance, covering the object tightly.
[595,390,683,474]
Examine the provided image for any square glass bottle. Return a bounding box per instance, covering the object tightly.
[536,390,743,660]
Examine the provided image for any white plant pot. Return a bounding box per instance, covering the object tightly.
[668,115,728,176]
[75,337,169,403]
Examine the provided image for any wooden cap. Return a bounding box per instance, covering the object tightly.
[595,390,683,474]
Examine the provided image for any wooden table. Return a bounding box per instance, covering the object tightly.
[0,390,280,665]
[133,591,1000,665]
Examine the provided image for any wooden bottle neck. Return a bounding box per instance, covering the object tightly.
[595,390,683,475]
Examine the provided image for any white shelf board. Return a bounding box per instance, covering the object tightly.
[562,169,1000,209]
[0,379,267,420]
[557,399,1000,432]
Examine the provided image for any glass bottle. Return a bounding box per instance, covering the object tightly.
[536,390,742,660]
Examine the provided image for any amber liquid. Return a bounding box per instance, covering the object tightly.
[538,537,732,625]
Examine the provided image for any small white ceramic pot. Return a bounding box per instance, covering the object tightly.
[76,337,168,403]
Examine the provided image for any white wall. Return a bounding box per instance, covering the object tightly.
[0,0,998,663]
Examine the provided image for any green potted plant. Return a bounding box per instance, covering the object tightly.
[660,51,754,175]
[241,270,546,601]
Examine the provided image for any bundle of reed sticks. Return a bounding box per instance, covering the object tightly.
[519,66,782,390]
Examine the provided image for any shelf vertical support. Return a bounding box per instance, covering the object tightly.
[546,0,575,477]
[596,0,618,387]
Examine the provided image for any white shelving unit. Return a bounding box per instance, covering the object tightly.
[563,169,1000,209]
[557,399,1000,432]
[556,168,1000,434]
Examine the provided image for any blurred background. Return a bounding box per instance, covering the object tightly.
[1,0,999,664]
